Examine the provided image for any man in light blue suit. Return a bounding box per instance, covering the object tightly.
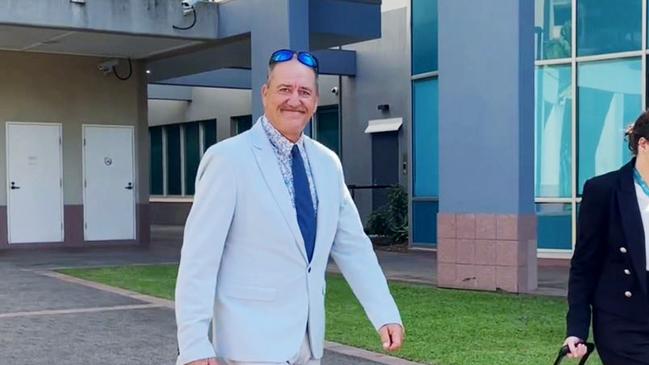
[175,49,404,365]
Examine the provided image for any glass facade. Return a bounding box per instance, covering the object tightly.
[232,115,253,135]
[411,0,439,246]
[315,105,340,156]
[535,65,572,197]
[149,120,217,196]
[535,0,572,60]
[149,126,163,195]
[412,1,647,253]
[184,122,201,195]
[412,0,438,74]
[577,0,642,56]
[577,59,640,193]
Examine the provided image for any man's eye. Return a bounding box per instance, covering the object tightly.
[299,90,311,96]
[279,87,290,93]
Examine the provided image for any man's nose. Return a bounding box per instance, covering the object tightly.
[286,91,302,106]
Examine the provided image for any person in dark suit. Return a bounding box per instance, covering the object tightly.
[564,111,649,364]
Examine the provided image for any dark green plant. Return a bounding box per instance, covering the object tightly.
[366,185,409,244]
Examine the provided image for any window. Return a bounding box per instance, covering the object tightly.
[577,0,641,56]
[166,125,182,195]
[315,105,340,155]
[413,78,439,197]
[535,65,572,198]
[577,58,640,193]
[149,126,163,195]
[184,122,200,195]
[412,0,438,74]
[535,0,572,60]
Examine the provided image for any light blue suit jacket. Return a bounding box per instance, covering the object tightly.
[175,120,402,365]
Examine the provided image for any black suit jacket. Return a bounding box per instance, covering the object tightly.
[567,158,649,340]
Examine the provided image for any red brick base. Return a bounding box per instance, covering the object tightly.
[437,213,538,293]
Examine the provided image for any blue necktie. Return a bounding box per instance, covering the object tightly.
[291,145,316,263]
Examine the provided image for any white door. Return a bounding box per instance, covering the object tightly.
[83,125,136,241]
[6,123,64,243]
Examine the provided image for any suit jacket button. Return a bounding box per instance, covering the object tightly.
[308,267,311,273]
[624,269,631,275]
[625,291,632,298]
[620,247,628,254]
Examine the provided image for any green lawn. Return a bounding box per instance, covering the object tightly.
[58,265,601,365]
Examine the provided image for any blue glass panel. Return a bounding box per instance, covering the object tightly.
[535,65,572,198]
[316,106,340,155]
[149,126,163,195]
[577,59,640,194]
[202,119,217,151]
[184,122,200,196]
[413,200,437,246]
[535,0,572,60]
[536,203,572,250]
[412,0,438,74]
[577,0,641,56]
[413,78,438,197]
[166,125,182,195]
[234,115,252,135]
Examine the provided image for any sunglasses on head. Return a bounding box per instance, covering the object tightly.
[269,49,319,74]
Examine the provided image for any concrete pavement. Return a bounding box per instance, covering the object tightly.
[0,226,427,365]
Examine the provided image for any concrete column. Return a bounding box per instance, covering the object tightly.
[436,0,537,293]
[250,0,310,120]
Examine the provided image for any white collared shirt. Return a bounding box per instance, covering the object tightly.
[634,182,649,271]
[261,115,318,211]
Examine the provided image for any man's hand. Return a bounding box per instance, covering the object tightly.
[378,323,405,352]
[563,336,587,359]
[186,358,218,365]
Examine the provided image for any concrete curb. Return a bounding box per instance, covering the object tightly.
[33,270,175,309]
[324,341,427,365]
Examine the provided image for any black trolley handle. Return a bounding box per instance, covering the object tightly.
[553,342,596,365]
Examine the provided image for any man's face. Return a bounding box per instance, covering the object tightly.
[262,58,319,141]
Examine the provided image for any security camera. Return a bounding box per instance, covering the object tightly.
[330,86,339,96]
[181,0,202,10]
[97,59,119,75]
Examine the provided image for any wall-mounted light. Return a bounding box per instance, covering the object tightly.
[70,0,86,4]
[377,104,390,112]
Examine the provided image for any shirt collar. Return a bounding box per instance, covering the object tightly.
[261,115,305,157]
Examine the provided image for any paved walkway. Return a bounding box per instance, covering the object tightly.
[0,225,571,364]
[0,226,426,365]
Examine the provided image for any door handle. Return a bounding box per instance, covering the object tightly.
[10,181,20,190]
[125,182,133,190]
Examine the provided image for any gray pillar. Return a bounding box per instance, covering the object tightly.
[436,0,537,293]
[251,0,310,120]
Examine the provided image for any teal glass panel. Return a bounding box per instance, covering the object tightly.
[234,115,253,135]
[412,0,438,74]
[413,78,438,197]
[535,65,572,198]
[149,126,163,195]
[578,59,640,194]
[202,119,217,151]
[184,122,200,196]
[413,200,437,246]
[166,124,182,195]
[316,106,340,155]
[577,0,641,56]
[537,203,572,250]
[535,0,572,60]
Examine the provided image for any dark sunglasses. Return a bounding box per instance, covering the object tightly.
[269,49,319,73]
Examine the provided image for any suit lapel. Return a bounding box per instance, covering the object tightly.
[616,159,647,293]
[248,119,308,262]
[305,138,336,262]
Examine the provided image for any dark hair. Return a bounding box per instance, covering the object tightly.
[626,110,649,155]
